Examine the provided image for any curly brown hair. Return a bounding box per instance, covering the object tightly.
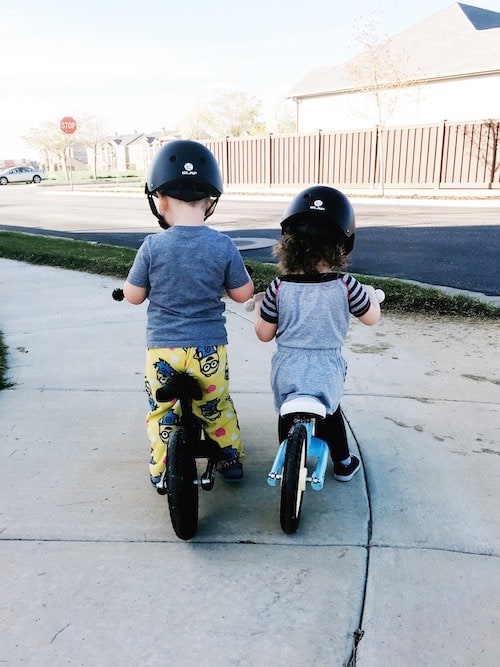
[274,233,348,274]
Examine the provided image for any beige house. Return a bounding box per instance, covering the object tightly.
[288,3,500,132]
[38,142,88,174]
[91,131,179,175]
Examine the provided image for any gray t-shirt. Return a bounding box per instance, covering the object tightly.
[127,225,249,347]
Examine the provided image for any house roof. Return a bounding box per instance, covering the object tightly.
[288,3,500,99]
[144,130,180,144]
[102,131,180,147]
[110,133,144,146]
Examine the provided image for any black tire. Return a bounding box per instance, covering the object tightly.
[280,423,307,534]
[33,175,41,184]
[166,427,199,540]
[0,177,8,186]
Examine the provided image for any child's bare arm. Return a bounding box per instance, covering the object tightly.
[123,280,148,305]
[358,285,381,325]
[227,279,254,303]
[253,292,277,342]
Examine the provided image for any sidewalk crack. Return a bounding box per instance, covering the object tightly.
[343,409,372,667]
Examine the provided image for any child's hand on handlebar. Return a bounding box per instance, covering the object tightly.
[245,292,265,312]
[362,285,385,303]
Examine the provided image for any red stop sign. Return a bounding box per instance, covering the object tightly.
[60,116,77,134]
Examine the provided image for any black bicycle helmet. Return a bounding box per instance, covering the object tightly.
[280,185,356,254]
[145,139,223,228]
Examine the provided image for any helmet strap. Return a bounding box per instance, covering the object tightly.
[204,197,219,221]
[147,192,170,229]
[146,190,218,227]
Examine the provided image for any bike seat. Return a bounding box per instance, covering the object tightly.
[280,396,327,418]
[156,374,203,403]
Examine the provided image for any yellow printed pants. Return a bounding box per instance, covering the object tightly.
[145,345,244,479]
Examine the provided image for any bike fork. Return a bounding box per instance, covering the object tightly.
[267,420,329,491]
[198,459,217,491]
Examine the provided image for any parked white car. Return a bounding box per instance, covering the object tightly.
[0,166,45,185]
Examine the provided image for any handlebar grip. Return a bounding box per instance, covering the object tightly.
[375,289,385,303]
[112,288,124,301]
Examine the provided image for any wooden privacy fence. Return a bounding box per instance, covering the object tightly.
[204,120,500,191]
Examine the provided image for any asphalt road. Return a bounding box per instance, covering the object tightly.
[0,185,499,296]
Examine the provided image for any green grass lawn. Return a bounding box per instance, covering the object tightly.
[1,230,498,317]
[0,331,13,390]
[0,230,498,389]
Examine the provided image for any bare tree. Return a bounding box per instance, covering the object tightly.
[347,11,423,193]
[181,90,266,139]
[22,121,69,177]
[271,101,297,134]
[180,110,215,141]
[77,114,109,180]
[23,114,109,180]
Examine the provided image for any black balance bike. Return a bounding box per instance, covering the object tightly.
[113,288,222,541]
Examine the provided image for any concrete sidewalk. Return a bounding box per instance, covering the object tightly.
[0,258,499,666]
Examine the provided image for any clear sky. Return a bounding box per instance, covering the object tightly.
[2,0,499,159]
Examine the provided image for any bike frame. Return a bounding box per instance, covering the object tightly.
[156,374,220,490]
[267,414,330,491]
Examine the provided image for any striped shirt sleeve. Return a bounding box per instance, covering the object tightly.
[260,277,281,323]
[342,274,371,317]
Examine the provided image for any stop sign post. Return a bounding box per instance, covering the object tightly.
[60,116,77,190]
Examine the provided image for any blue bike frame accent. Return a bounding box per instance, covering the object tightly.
[267,439,287,487]
[267,416,330,491]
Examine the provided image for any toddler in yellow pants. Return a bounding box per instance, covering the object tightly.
[120,140,254,489]
[145,345,244,483]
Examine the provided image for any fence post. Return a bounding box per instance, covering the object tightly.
[223,136,230,189]
[434,120,446,190]
[316,130,322,184]
[370,126,378,189]
[267,133,273,189]
[489,121,499,189]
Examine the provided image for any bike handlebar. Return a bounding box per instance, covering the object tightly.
[112,288,124,301]
[112,282,385,309]
[244,287,385,312]
[112,266,252,304]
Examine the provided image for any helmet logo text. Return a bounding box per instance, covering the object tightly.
[182,162,197,175]
[310,199,325,211]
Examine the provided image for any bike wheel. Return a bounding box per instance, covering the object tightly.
[166,427,199,540]
[280,423,307,534]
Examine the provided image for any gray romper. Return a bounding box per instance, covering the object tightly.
[260,273,370,414]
